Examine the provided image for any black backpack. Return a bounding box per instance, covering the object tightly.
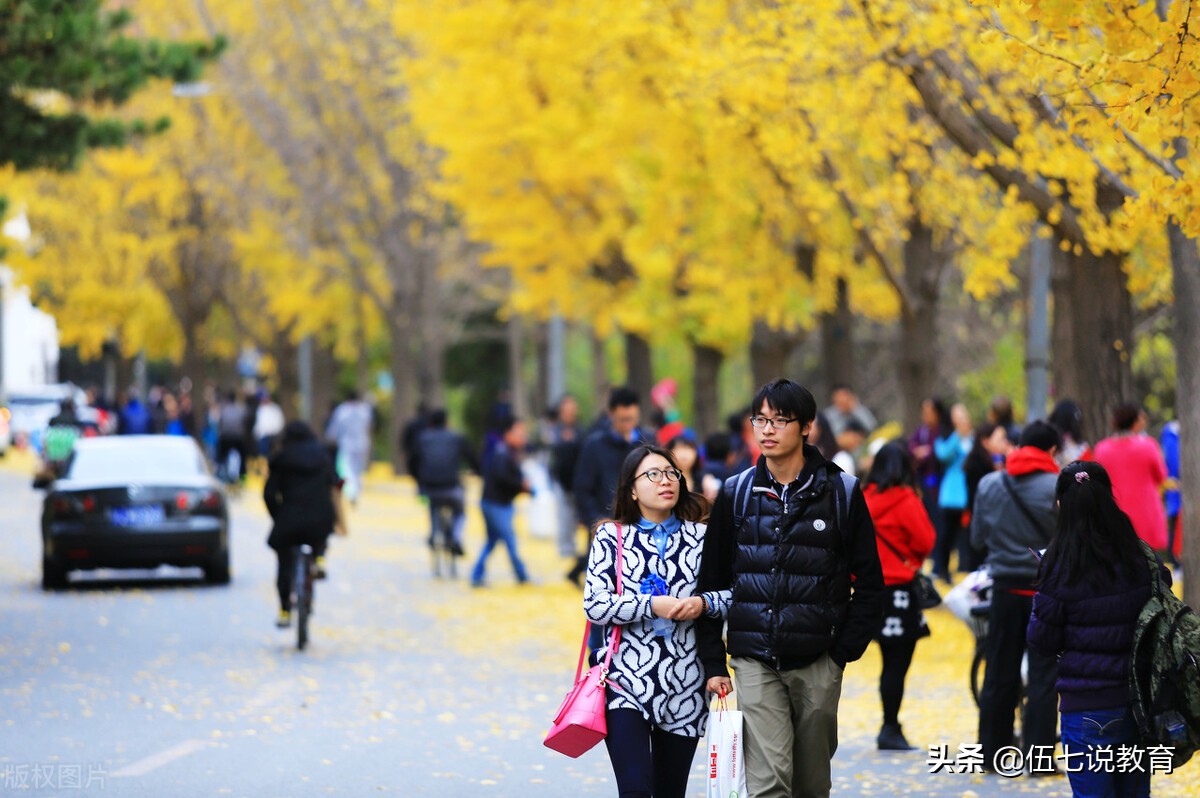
[1129,544,1200,769]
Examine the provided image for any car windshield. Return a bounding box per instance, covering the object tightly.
[67,443,208,482]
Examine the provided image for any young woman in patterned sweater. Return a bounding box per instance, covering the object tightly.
[584,444,731,798]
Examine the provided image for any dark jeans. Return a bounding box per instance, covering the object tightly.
[978,587,1058,761]
[471,500,528,584]
[879,638,918,726]
[932,508,963,578]
[1166,514,1179,566]
[426,486,466,548]
[603,708,699,798]
[276,547,296,612]
[1060,707,1150,797]
[216,434,248,479]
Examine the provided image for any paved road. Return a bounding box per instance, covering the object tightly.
[1,456,1187,797]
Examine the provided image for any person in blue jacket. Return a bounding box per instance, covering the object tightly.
[1161,420,1180,568]
[932,403,975,581]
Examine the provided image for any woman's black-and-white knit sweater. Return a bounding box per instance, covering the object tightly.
[583,520,731,737]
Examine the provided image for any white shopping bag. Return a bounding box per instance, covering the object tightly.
[706,693,746,798]
[520,459,557,539]
[943,565,992,623]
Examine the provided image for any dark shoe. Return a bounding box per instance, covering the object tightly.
[877,723,916,751]
[449,541,464,557]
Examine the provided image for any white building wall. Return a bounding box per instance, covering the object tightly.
[2,212,60,391]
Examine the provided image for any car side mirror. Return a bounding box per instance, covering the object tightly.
[32,473,54,490]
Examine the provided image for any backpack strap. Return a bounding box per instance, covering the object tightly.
[833,471,856,532]
[723,466,757,532]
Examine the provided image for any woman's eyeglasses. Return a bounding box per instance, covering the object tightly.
[633,468,684,484]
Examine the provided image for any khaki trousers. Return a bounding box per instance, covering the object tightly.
[730,653,843,798]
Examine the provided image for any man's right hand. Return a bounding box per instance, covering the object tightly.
[707,676,733,696]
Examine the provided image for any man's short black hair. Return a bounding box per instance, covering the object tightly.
[1018,419,1062,452]
[428,409,448,428]
[704,432,732,462]
[842,418,870,436]
[607,386,640,411]
[752,379,817,426]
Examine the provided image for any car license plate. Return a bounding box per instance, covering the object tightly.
[110,505,166,527]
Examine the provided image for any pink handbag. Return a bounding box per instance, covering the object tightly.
[543,524,625,758]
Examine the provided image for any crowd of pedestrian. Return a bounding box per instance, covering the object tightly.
[481,378,1181,797]
[59,367,1185,797]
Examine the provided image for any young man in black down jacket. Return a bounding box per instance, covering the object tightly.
[697,379,884,798]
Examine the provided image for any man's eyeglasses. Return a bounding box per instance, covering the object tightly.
[633,468,684,484]
[750,416,797,430]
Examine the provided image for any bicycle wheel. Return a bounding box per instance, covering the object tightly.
[295,546,312,650]
[971,646,985,707]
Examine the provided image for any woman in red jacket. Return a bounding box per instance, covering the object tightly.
[863,441,938,750]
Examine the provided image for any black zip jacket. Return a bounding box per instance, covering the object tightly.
[696,446,884,677]
[482,446,526,505]
[264,439,336,550]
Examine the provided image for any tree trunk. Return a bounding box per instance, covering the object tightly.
[355,307,371,397]
[591,330,610,415]
[533,322,550,420]
[312,342,338,431]
[896,219,945,431]
[624,331,653,415]
[272,331,301,420]
[508,314,529,420]
[1052,246,1134,445]
[750,323,804,390]
[692,343,723,439]
[1168,220,1199,607]
[387,288,416,474]
[415,252,445,410]
[821,278,855,393]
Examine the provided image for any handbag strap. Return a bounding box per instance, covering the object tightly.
[574,523,625,683]
[874,527,920,572]
[1000,474,1053,538]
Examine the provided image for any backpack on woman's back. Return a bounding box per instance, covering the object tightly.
[1129,544,1200,768]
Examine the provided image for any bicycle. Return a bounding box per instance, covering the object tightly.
[430,501,460,579]
[292,544,316,650]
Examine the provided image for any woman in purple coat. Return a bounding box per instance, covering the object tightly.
[1027,461,1167,797]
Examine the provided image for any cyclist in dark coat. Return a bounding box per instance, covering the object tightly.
[264,421,336,628]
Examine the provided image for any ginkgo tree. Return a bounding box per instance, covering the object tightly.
[399,0,1045,430]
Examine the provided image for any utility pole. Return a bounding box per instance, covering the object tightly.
[547,314,566,406]
[298,336,314,424]
[1026,229,1052,421]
